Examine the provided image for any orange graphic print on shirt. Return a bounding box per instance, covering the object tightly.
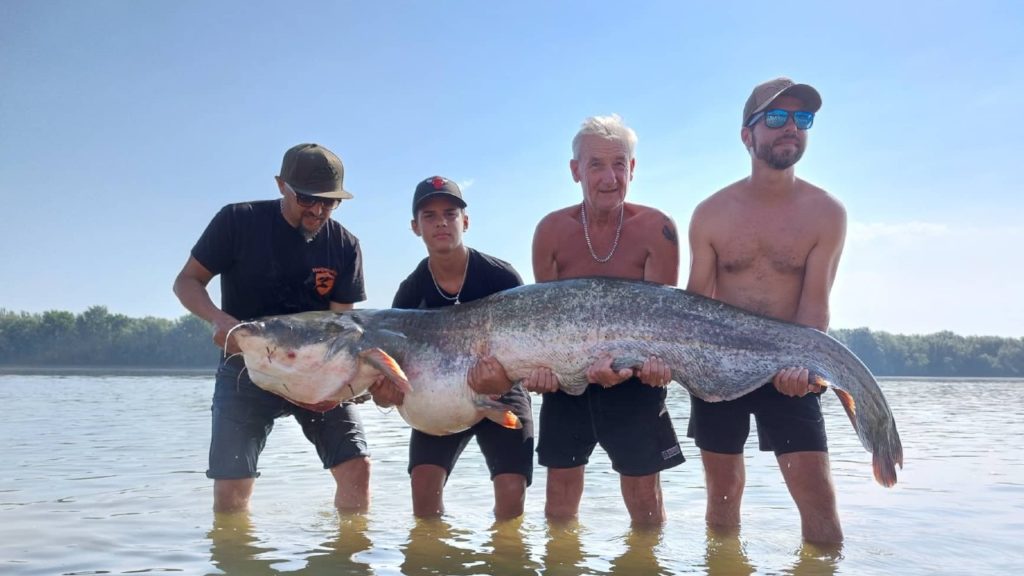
[313,267,336,297]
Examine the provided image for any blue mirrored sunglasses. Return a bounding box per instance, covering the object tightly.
[746,109,815,130]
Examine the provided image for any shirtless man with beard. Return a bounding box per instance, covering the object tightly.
[686,78,848,543]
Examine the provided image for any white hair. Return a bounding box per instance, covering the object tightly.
[571,114,638,160]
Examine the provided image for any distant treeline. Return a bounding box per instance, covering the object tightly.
[0,306,220,368]
[829,328,1023,377]
[0,307,1022,377]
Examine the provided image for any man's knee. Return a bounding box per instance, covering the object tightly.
[493,473,527,519]
[213,478,255,514]
[701,451,745,496]
[331,456,371,511]
[620,474,666,525]
[545,467,584,521]
[410,464,447,518]
[493,473,526,498]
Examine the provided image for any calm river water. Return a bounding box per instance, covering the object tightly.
[0,374,1021,575]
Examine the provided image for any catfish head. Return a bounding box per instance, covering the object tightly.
[229,311,410,411]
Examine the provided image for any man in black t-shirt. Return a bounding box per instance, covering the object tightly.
[370,176,534,520]
[173,143,371,514]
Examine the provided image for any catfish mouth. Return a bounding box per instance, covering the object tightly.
[225,311,412,407]
[225,321,263,356]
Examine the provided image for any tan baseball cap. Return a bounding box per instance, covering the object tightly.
[742,77,822,126]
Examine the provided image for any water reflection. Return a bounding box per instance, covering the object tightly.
[783,541,842,576]
[207,513,279,576]
[487,517,542,575]
[401,516,541,575]
[539,521,586,576]
[303,513,375,574]
[698,525,841,576]
[607,526,668,576]
[208,511,375,575]
[701,526,755,576]
[541,522,671,575]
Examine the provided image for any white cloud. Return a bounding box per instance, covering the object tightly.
[833,221,1024,337]
[847,221,949,242]
[849,221,1023,242]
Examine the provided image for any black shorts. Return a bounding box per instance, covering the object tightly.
[687,382,828,456]
[537,378,684,477]
[207,357,369,480]
[408,384,534,486]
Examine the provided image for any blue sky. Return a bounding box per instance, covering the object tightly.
[1,1,1021,337]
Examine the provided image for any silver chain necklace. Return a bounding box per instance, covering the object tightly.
[427,253,470,305]
[580,202,624,263]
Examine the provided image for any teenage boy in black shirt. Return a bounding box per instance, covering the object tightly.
[370,176,534,520]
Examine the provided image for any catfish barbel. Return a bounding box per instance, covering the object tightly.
[229,277,903,487]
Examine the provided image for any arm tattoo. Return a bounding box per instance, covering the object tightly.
[662,222,678,246]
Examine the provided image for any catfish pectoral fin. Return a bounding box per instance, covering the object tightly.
[360,347,412,393]
[476,397,522,429]
[484,409,521,430]
[832,387,858,432]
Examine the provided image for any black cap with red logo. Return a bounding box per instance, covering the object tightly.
[412,176,466,215]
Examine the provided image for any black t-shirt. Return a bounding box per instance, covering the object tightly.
[392,248,522,310]
[191,200,365,320]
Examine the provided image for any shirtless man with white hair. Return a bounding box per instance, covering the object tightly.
[529,114,686,526]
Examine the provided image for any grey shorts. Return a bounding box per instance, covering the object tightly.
[537,378,684,477]
[408,384,534,485]
[207,357,368,479]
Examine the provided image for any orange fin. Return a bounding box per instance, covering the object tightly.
[476,397,521,429]
[360,348,412,393]
[832,386,858,433]
[811,373,830,390]
[485,410,521,430]
[873,452,899,488]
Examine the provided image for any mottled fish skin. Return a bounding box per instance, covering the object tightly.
[232,277,903,486]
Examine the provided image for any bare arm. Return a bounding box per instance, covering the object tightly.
[793,200,847,331]
[172,256,239,353]
[532,215,560,282]
[642,211,680,286]
[774,197,847,396]
[522,213,563,392]
[629,210,679,387]
[685,204,718,297]
[329,301,355,312]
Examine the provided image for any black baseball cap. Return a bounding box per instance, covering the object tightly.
[279,143,354,199]
[412,176,466,215]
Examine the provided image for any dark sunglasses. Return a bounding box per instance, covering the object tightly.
[285,182,341,210]
[746,109,815,130]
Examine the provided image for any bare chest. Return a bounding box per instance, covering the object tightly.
[555,234,649,281]
[713,215,816,278]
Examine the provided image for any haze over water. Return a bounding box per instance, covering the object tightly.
[1,374,1020,575]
